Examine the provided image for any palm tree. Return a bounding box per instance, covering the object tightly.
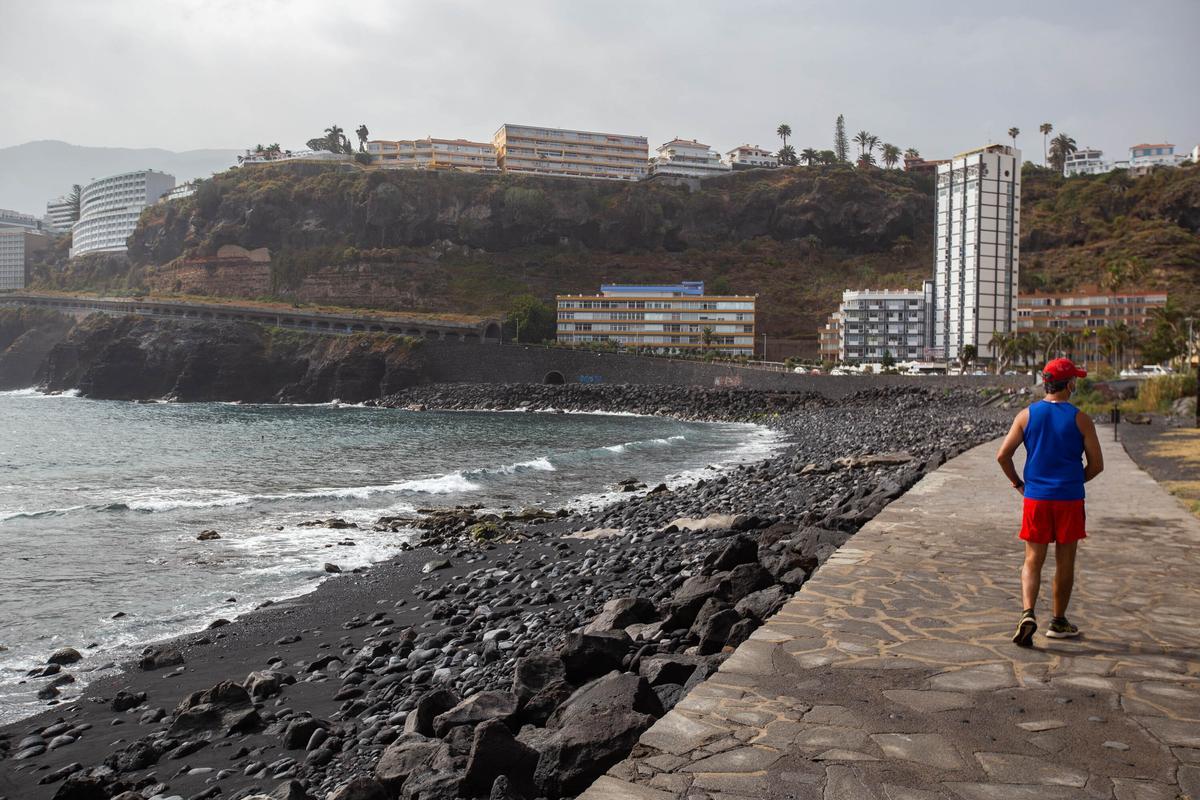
[819,150,838,165]
[66,184,82,222]
[867,135,879,157]
[777,144,797,166]
[959,344,978,372]
[799,148,819,166]
[265,143,282,158]
[1008,127,1020,148]
[356,124,370,152]
[881,143,901,169]
[324,124,345,152]
[776,123,792,149]
[990,331,1016,373]
[853,130,873,158]
[1016,332,1039,369]
[1039,122,1053,166]
[903,147,920,159]
[1048,133,1078,173]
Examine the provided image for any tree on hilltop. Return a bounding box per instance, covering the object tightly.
[1008,127,1020,148]
[776,123,792,149]
[904,147,920,159]
[853,129,872,159]
[777,144,798,166]
[356,124,370,152]
[1039,122,1053,165]
[834,114,849,162]
[881,143,901,168]
[800,147,819,166]
[1048,132,1078,172]
[818,149,838,165]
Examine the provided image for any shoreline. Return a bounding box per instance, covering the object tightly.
[0,399,783,728]
[0,383,1016,800]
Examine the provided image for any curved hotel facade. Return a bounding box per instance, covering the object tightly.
[71,170,175,257]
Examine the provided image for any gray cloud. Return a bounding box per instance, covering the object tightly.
[2,0,1197,163]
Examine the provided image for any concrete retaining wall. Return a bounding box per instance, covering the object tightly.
[423,342,1031,398]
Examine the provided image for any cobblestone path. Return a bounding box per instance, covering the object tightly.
[580,431,1200,800]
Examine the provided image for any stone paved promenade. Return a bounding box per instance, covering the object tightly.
[580,430,1200,800]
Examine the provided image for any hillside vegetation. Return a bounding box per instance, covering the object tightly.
[27,160,1200,340]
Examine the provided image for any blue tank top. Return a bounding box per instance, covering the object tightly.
[1022,400,1086,500]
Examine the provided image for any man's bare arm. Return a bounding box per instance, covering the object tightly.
[996,408,1029,491]
[1077,412,1104,482]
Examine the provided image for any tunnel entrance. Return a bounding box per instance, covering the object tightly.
[543,371,566,385]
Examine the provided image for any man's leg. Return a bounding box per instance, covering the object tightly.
[1021,541,1049,612]
[1052,540,1078,619]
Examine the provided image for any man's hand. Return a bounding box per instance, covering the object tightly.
[997,408,1029,489]
[1011,480,1025,495]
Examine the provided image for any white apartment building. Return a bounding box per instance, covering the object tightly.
[1128,143,1183,170]
[1063,147,1108,176]
[836,289,927,363]
[931,144,1021,362]
[493,124,648,182]
[162,182,197,202]
[44,197,75,233]
[556,281,756,355]
[71,170,175,257]
[0,228,50,290]
[368,138,497,171]
[240,149,352,165]
[724,145,778,170]
[647,139,731,179]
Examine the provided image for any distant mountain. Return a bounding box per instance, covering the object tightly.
[0,140,241,217]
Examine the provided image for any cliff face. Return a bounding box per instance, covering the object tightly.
[112,164,934,340]
[0,307,76,390]
[34,314,426,403]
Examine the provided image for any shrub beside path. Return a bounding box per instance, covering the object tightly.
[580,430,1200,800]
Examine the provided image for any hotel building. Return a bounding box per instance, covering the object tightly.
[0,227,50,290]
[71,169,176,257]
[648,139,731,179]
[556,281,756,355]
[931,144,1021,362]
[493,124,648,182]
[44,197,76,233]
[1017,288,1168,333]
[835,289,928,363]
[367,137,498,171]
[1128,143,1182,171]
[724,145,778,170]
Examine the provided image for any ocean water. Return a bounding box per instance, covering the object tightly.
[0,389,778,723]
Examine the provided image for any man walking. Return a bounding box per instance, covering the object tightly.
[996,358,1104,646]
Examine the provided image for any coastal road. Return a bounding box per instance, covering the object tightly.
[582,430,1200,799]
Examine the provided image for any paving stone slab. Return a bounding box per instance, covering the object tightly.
[871,733,966,770]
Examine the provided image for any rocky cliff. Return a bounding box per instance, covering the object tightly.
[34,164,935,340]
[0,307,76,390]
[21,313,427,402]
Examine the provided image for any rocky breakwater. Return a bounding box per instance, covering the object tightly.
[32,314,427,403]
[0,386,1012,800]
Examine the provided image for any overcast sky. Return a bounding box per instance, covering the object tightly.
[3,0,1198,163]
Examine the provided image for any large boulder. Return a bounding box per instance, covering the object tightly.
[138,647,184,671]
[557,631,632,684]
[327,778,388,800]
[375,735,451,794]
[244,669,292,699]
[530,706,657,798]
[547,671,663,728]
[692,608,744,655]
[48,647,83,665]
[726,563,774,602]
[638,654,712,687]
[582,597,656,634]
[169,680,262,737]
[403,688,460,736]
[432,690,518,737]
[708,534,758,570]
[511,654,566,702]
[735,585,790,622]
[462,719,539,797]
[282,716,328,749]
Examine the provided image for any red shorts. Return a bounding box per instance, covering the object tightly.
[1020,498,1086,544]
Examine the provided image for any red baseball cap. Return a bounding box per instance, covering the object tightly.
[1043,357,1087,382]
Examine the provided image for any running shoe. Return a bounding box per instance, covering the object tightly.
[1012,610,1037,647]
[1045,617,1081,639]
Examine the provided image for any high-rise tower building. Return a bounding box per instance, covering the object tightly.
[931,144,1020,362]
